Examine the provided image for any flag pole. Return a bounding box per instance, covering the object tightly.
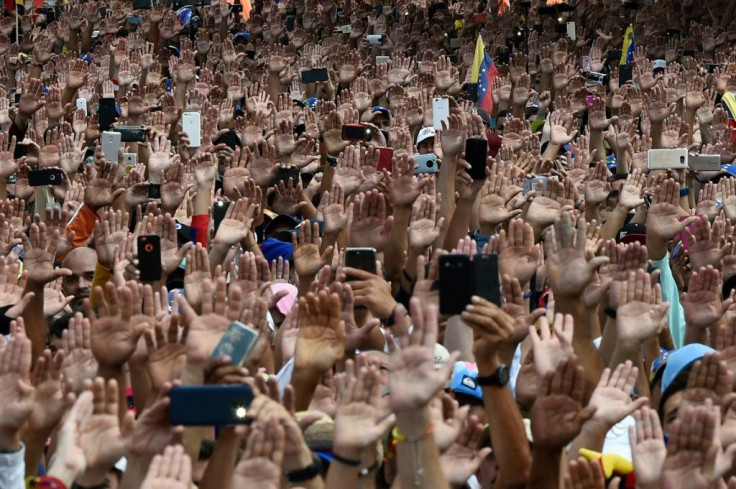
[15,0,19,44]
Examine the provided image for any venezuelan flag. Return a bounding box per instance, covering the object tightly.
[470,35,499,114]
[620,25,635,65]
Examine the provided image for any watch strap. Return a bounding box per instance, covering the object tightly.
[284,456,324,483]
[476,365,509,387]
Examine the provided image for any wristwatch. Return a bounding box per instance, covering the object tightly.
[284,456,324,483]
[476,364,510,387]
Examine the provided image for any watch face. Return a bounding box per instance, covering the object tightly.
[498,365,510,385]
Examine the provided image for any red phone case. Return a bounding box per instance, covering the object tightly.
[376,147,393,172]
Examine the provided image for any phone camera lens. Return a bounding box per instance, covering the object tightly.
[49,174,56,181]
[427,160,434,168]
[144,244,154,252]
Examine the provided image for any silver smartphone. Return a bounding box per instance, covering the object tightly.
[101,131,122,163]
[688,154,721,171]
[647,148,688,170]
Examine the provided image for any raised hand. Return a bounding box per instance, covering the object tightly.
[529,313,574,378]
[349,190,393,251]
[231,416,285,489]
[629,407,666,489]
[683,266,733,332]
[0,327,34,451]
[497,218,540,286]
[586,361,648,431]
[294,289,345,373]
[141,445,192,489]
[292,220,334,279]
[213,198,257,246]
[61,313,99,394]
[22,222,71,285]
[616,269,669,347]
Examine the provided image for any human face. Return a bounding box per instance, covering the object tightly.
[62,250,96,309]
[662,390,683,433]
[418,138,434,155]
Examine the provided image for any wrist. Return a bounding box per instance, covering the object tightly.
[396,407,432,439]
[332,443,363,462]
[377,298,398,320]
[476,352,501,376]
[284,445,314,471]
[74,469,109,488]
[0,429,21,452]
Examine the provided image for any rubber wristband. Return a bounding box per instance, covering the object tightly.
[358,459,380,477]
[331,452,362,467]
[391,421,435,443]
[680,187,689,197]
[284,456,324,483]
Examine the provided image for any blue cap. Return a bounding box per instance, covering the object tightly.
[80,54,92,65]
[370,105,390,117]
[450,362,482,401]
[660,343,715,394]
[304,97,319,110]
[177,6,193,25]
[722,164,736,177]
[233,31,250,42]
[261,238,293,263]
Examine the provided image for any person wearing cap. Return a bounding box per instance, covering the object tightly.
[416,126,436,155]
[657,344,714,430]
[361,106,391,130]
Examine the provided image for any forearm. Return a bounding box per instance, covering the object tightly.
[542,143,561,160]
[583,203,600,223]
[128,361,152,411]
[600,205,630,240]
[22,430,46,477]
[650,122,664,150]
[97,365,130,422]
[569,421,608,461]
[444,315,475,362]
[556,298,603,401]
[395,408,450,489]
[199,428,239,489]
[385,206,410,283]
[292,368,323,411]
[118,454,151,489]
[193,182,213,216]
[526,448,562,489]
[21,281,45,365]
[589,130,606,160]
[443,199,474,251]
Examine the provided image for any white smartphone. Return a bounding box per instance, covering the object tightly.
[432,97,450,131]
[647,148,688,170]
[76,98,87,116]
[101,131,122,163]
[581,55,591,72]
[375,55,390,65]
[124,152,137,173]
[182,112,201,148]
[566,22,576,41]
[365,34,382,46]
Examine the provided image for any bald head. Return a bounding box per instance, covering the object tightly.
[62,247,97,310]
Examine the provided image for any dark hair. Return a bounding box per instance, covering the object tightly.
[49,312,75,340]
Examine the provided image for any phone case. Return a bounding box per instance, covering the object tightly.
[523,176,549,195]
[273,166,300,187]
[114,125,146,143]
[124,153,137,169]
[439,254,473,315]
[210,321,260,366]
[301,68,329,84]
[689,154,721,171]
[169,385,254,426]
[101,131,122,162]
[137,235,162,282]
[213,201,232,233]
[413,154,439,174]
[345,247,377,279]
[432,98,450,130]
[99,98,117,131]
[341,124,372,142]
[473,255,501,306]
[647,149,688,170]
[465,138,488,180]
[76,98,87,116]
[28,169,63,186]
[376,147,394,172]
[147,184,161,199]
[182,112,202,147]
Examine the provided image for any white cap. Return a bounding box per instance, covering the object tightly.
[653,59,667,70]
[416,126,436,145]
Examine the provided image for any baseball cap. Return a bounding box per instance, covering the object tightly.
[450,362,482,401]
[304,97,319,110]
[475,108,493,127]
[416,127,436,145]
[434,343,450,370]
[616,223,646,245]
[271,283,298,316]
[233,31,251,42]
[653,59,667,71]
[260,238,293,263]
[660,343,714,395]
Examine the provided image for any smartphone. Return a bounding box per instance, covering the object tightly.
[341,124,372,142]
[473,254,501,306]
[169,385,254,426]
[465,138,488,180]
[581,55,591,72]
[375,55,391,64]
[28,169,63,186]
[147,184,161,199]
[413,153,439,174]
[123,153,137,172]
[376,147,394,172]
[301,68,329,84]
[114,125,146,143]
[688,154,721,171]
[523,176,549,194]
[472,13,487,23]
[439,254,474,315]
[101,131,122,162]
[337,25,352,34]
[365,34,383,46]
[566,21,576,40]
[449,38,462,49]
[286,15,295,31]
[210,321,260,366]
[273,166,300,187]
[432,97,450,130]
[345,247,377,279]
[213,200,231,233]
[99,97,117,131]
[607,49,622,62]
[182,112,202,148]
[707,63,724,74]
[647,148,688,170]
[585,71,606,85]
[76,98,87,116]
[619,65,633,85]
[137,235,162,282]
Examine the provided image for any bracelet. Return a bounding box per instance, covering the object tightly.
[680,186,690,197]
[391,421,435,443]
[358,459,380,478]
[27,476,67,489]
[331,452,362,467]
[283,455,324,483]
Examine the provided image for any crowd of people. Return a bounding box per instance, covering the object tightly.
[3,0,736,488]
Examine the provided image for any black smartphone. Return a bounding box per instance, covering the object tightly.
[619,65,633,85]
[345,247,377,279]
[147,184,161,199]
[273,166,300,187]
[623,1,639,9]
[286,15,295,31]
[213,200,231,234]
[538,5,556,15]
[28,169,63,186]
[137,235,162,282]
[465,138,488,180]
[708,63,724,74]
[114,125,146,142]
[169,385,254,426]
[99,98,117,132]
[245,50,255,59]
[341,124,372,142]
[473,254,501,306]
[301,68,329,84]
[439,254,473,315]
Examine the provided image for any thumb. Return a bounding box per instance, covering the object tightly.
[586,256,610,272]
[111,188,126,200]
[54,267,73,278]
